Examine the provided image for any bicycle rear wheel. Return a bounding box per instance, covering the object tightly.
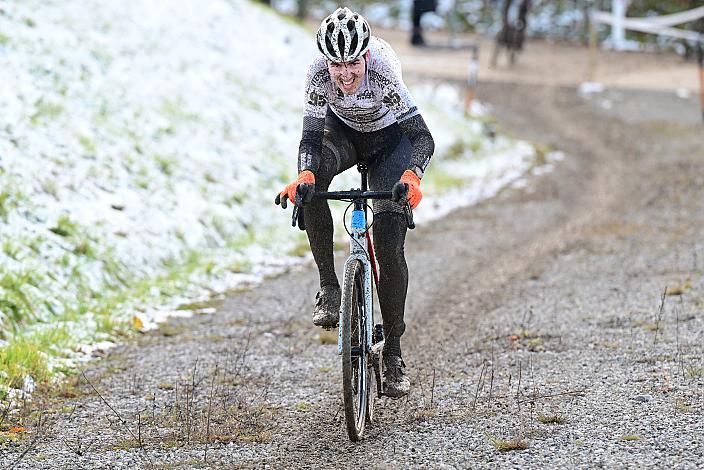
[341,260,370,441]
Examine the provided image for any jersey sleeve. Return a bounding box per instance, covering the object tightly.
[298,58,330,174]
[398,114,434,174]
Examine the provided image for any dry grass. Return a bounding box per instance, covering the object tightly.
[685,365,703,378]
[487,434,530,452]
[537,413,568,425]
[674,399,692,413]
[319,330,337,345]
[589,222,650,238]
[666,281,690,296]
[408,405,439,423]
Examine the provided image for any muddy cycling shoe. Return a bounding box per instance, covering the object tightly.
[312,285,341,328]
[383,355,410,398]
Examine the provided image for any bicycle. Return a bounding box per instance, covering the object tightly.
[283,162,414,441]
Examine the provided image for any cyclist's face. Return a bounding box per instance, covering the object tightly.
[328,56,366,95]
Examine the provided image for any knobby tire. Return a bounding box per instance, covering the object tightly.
[341,260,370,441]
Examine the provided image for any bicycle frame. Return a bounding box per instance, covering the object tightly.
[288,162,414,388]
[284,163,415,439]
[337,202,376,355]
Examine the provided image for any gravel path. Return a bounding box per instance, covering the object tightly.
[2,39,703,469]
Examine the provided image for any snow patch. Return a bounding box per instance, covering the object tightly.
[0,0,563,388]
[579,82,605,95]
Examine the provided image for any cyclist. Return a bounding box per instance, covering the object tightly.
[276,7,434,398]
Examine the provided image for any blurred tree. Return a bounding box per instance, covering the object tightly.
[491,0,530,66]
[279,0,701,48]
[296,0,307,19]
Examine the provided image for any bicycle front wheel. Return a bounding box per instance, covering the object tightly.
[341,260,369,441]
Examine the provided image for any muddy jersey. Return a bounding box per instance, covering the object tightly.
[298,36,433,175]
[304,37,418,131]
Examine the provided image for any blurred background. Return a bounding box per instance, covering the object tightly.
[0,0,702,395]
[269,0,703,55]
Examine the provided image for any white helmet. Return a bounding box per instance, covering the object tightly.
[316,7,371,63]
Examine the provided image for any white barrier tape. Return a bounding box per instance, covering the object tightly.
[634,6,704,27]
[594,10,703,42]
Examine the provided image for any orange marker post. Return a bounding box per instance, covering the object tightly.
[465,46,479,116]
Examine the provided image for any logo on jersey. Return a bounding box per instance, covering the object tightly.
[310,69,331,88]
[356,89,374,100]
[382,91,402,108]
[308,91,327,107]
[369,70,393,89]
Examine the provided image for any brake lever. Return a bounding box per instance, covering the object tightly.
[291,206,298,227]
[403,202,415,230]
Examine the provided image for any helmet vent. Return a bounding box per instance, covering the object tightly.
[349,35,358,54]
[337,35,345,58]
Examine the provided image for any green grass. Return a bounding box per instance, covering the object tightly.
[425,169,467,191]
[294,402,311,412]
[49,214,78,238]
[443,140,467,161]
[287,235,310,258]
[0,270,42,329]
[30,98,63,125]
[0,338,51,389]
[78,134,97,155]
[441,138,483,162]
[0,240,239,391]
[0,188,27,221]
[154,154,175,176]
[160,98,199,123]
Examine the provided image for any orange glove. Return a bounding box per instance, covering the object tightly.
[393,170,422,209]
[275,170,315,208]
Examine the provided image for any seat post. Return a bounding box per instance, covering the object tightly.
[357,163,368,192]
[356,163,369,215]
